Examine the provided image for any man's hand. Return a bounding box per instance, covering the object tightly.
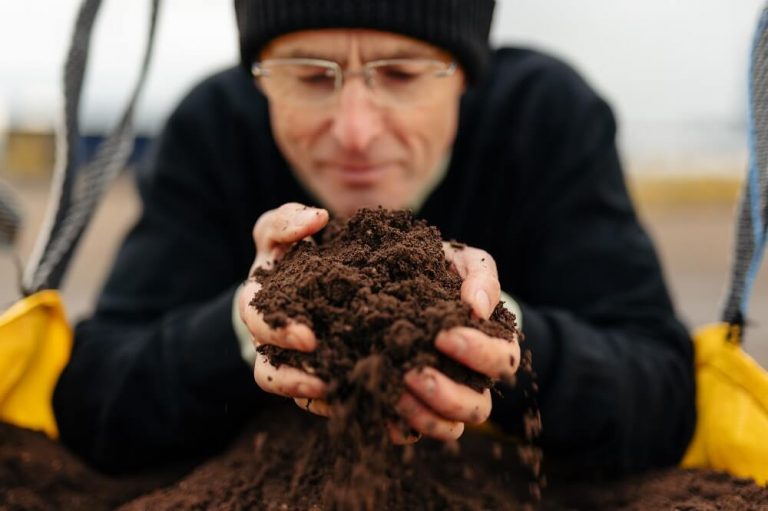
[238,203,330,412]
[392,243,521,443]
[239,211,520,441]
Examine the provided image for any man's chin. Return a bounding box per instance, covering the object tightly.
[329,194,407,219]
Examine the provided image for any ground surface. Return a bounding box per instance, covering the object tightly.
[2,404,768,511]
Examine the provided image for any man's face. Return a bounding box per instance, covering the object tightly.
[259,29,466,217]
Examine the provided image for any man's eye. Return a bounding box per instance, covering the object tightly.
[379,67,418,81]
[294,75,331,87]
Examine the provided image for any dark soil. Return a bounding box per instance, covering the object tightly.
[0,421,182,511]
[250,208,526,508]
[4,409,767,511]
[5,208,765,510]
[119,405,768,511]
[121,403,531,511]
[251,208,520,400]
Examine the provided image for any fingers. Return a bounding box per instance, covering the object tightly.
[246,312,316,351]
[288,401,426,444]
[442,243,500,319]
[238,280,317,352]
[253,203,329,264]
[387,422,422,445]
[239,203,326,351]
[254,352,327,399]
[294,398,331,417]
[243,203,330,410]
[237,278,262,321]
[435,327,521,379]
[404,367,492,425]
[395,391,465,442]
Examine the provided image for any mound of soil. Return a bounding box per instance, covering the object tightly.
[3,410,768,511]
[0,421,182,511]
[119,405,768,511]
[121,402,531,511]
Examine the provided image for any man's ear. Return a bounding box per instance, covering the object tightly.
[458,68,468,95]
[457,65,468,93]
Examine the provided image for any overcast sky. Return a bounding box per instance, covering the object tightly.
[0,0,764,172]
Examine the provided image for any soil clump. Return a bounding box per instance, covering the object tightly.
[251,207,520,399]
[250,208,523,508]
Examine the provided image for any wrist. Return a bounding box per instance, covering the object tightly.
[232,284,257,366]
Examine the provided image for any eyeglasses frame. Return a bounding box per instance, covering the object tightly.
[250,57,458,100]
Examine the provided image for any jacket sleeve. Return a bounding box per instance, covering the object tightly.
[489,60,696,474]
[53,75,264,473]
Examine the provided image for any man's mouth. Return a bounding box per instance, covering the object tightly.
[327,161,390,186]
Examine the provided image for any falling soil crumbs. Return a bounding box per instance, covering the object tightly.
[3,412,768,511]
[248,208,527,509]
[3,208,768,510]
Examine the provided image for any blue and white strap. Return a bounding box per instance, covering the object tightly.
[21,0,160,293]
[722,4,768,337]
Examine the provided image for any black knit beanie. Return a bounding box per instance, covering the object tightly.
[234,0,496,83]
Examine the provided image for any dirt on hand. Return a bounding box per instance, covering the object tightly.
[249,208,524,509]
[251,207,519,399]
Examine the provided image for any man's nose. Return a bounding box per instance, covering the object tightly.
[330,78,385,153]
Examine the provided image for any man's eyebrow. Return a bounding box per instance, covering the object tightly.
[268,46,441,62]
[269,49,347,62]
[364,46,441,60]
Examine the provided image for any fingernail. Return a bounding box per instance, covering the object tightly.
[295,207,320,226]
[413,371,436,395]
[406,428,422,440]
[285,332,302,348]
[474,289,491,318]
[405,370,435,395]
[296,382,318,397]
[437,331,467,355]
[287,331,314,350]
[425,375,436,394]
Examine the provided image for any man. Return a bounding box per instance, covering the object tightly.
[53,0,695,474]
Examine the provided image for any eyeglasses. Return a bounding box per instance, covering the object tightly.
[251,58,457,107]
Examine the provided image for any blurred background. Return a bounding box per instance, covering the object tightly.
[0,0,766,363]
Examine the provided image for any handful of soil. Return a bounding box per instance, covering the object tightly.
[251,208,519,430]
[250,208,524,509]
